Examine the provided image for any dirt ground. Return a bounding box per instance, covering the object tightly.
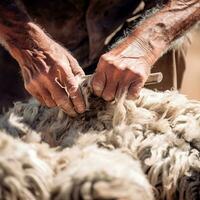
[181,28,200,100]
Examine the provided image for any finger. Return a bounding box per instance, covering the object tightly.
[55,66,86,114]
[26,80,57,108]
[39,87,57,107]
[115,71,134,98]
[32,92,46,106]
[70,88,86,113]
[58,99,77,117]
[63,76,86,114]
[127,82,142,100]
[57,99,77,117]
[116,69,144,99]
[25,83,48,106]
[36,73,78,116]
[48,83,77,117]
[68,56,85,76]
[101,71,120,101]
[92,71,106,97]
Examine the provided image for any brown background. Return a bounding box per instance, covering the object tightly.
[181,28,200,100]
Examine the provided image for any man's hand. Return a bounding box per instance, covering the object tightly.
[92,48,151,101]
[4,22,86,117]
[92,0,200,101]
[0,2,87,117]
[20,42,86,117]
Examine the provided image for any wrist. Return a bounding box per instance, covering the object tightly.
[108,36,158,69]
[7,22,51,51]
[6,22,54,68]
[109,0,199,70]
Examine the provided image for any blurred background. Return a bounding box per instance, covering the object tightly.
[181,27,200,100]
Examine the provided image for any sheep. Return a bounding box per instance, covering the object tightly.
[0,80,200,199]
[0,131,154,200]
[0,132,54,200]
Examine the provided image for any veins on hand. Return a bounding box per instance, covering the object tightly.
[169,0,199,12]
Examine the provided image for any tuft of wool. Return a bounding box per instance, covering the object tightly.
[52,146,153,200]
[0,132,54,200]
[0,79,200,199]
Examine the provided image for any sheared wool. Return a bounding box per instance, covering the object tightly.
[0,81,200,199]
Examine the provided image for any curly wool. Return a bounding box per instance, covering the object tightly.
[0,86,200,200]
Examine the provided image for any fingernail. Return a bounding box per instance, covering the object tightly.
[103,95,114,102]
[76,106,85,113]
[62,108,77,117]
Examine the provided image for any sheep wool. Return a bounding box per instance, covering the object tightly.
[0,84,200,200]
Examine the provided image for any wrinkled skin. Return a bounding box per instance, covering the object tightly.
[92,53,150,101]
[0,0,199,116]
[3,22,86,117]
[92,0,200,102]
[21,42,86,117]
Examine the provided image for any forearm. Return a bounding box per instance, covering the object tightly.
[110,0,200,67]
[0,1,54,68]
[0,1,30,48]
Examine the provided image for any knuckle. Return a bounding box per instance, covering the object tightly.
[66,76,75,83]
[68,85,79,94]
[65,77,78,88]
[99,54,115,67]
[134,72,143,79]
[127,67,144,79]
[116,61,124,69]
[99,54,108,63]
[100,54,108,60]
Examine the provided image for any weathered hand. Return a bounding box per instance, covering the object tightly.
[91,0,200,102]
[19,42,85,117]
[92,52,150,101]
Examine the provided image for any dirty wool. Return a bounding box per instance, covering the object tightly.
[0,81,200,200]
